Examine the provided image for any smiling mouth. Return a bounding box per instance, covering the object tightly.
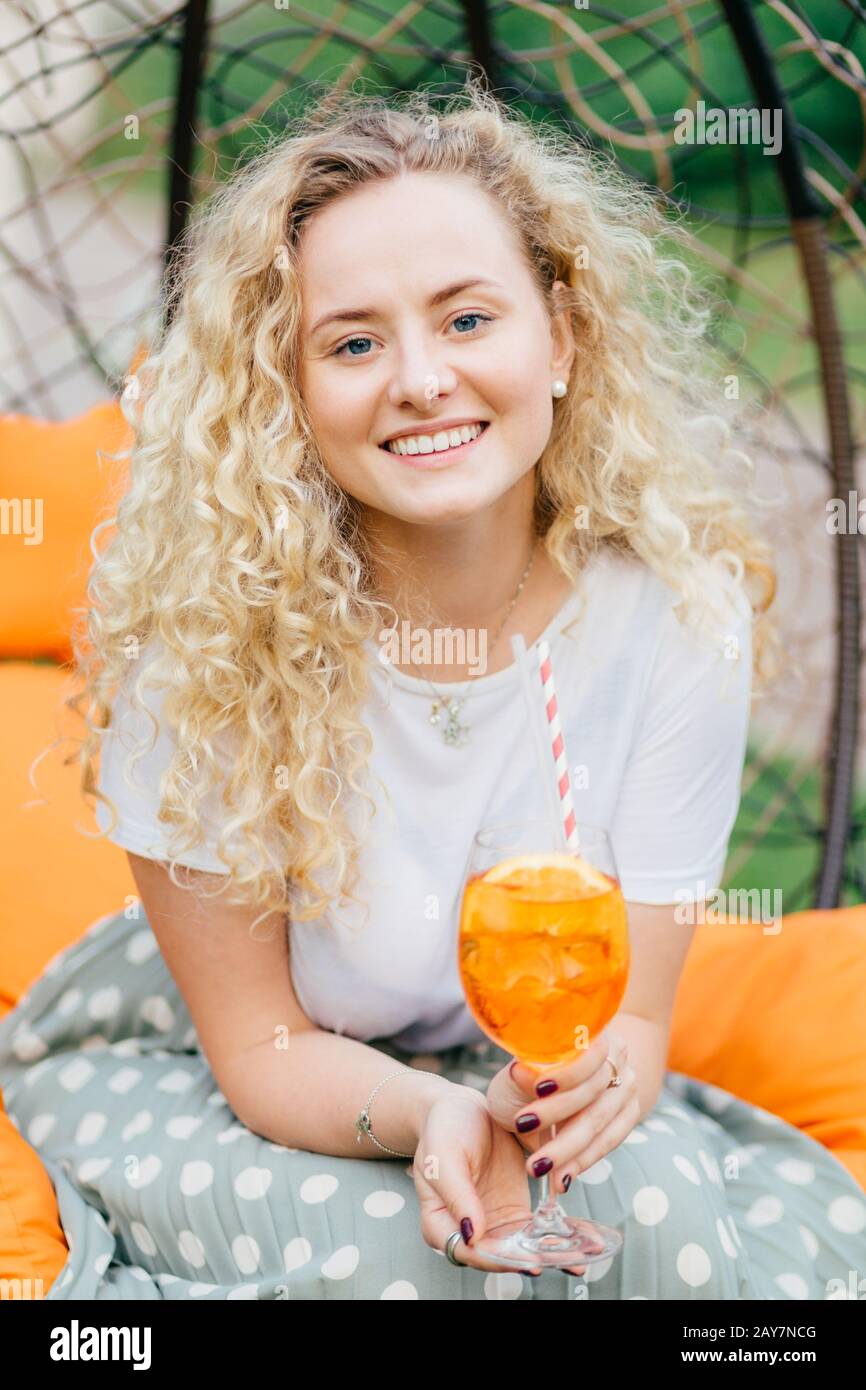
[379,421,490,458]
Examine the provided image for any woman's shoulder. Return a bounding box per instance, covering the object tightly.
[583,546,753,697]
[582,545,671,624]
[106,637,238,762]
[593,545,752,632]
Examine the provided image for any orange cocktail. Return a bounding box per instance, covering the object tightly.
[459,851,630,1067]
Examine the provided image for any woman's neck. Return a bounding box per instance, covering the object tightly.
[362,476,539,627]
[364,518,574,683]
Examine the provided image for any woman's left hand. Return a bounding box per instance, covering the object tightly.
[484,1027,641,1193]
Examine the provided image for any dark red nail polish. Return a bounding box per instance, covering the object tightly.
[460,1217,474,1245]
[536,1079,558,1097]
[532,1156,553,1177]
[516,1112,540,1133]
[562,1174,572,1192]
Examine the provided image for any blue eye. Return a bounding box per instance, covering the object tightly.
[332,337,373,358]
[451,313,493,333]
[331,313,494,358]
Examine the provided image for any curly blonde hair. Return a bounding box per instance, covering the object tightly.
[62,78,780,937]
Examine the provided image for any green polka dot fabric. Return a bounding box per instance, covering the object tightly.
[1,909,864,1300]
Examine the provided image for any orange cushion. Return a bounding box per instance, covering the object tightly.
[0,661,136,1296]
[669,906,866,1192]
[0,403,132,661]
[0,661,136,1021]
[0,1088,68,1297]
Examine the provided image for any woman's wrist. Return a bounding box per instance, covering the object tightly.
[404,1074,487,1147]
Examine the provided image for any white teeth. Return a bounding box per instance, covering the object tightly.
[385,422,485,455]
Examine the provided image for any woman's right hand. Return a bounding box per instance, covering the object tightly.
[410,1084,586,1276]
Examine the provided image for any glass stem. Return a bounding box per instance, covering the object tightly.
[537,1121,558,1210]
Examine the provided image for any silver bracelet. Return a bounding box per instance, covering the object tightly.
[354,1068,443,1158]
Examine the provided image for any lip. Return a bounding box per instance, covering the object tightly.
[380,418,489,446]
[380,421,490,469]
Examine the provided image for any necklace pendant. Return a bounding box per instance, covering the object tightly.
[443,698,470,747]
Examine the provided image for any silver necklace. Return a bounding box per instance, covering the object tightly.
[404,540,539,748]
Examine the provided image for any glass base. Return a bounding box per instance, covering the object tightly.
[473,1210,623,1271]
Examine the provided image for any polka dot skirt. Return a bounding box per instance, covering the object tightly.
[1,909,864,1300]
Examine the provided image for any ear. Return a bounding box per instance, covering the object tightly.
[549,279,576,383]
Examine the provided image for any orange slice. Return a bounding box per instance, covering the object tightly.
[482,851,612,901]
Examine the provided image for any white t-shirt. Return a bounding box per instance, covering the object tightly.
[96,548,753,1051]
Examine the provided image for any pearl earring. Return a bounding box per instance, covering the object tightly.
[551,379,568,398]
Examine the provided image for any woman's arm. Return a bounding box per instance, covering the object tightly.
[126,852,472,1158]
[603,1011,669,1124]
[609,897,699,1122]
[221,1030,473,1157]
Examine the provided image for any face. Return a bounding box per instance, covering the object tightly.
[296,171,575,529]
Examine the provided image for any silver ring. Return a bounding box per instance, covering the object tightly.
[606,1055,622,1088]
[445,1230,465,1266]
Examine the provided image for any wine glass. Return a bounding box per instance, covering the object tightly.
[458,816,631,1270]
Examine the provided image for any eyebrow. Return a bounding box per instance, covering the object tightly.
[308,277,505,337]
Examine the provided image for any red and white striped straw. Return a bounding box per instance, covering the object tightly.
[536,638,580,851]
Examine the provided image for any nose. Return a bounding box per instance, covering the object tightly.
[386,341,459,412]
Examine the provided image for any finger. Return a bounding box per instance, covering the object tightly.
[424,1210,542,1276]
[513,1028,621,1097]
[490,1060,574,1141]
[418,1162,536,1276]
[544,1089,639,1189]
[512,1036,629,1139]
[504,1057,550,1098]
[554,1095,641,1191]
[513,1051,626,1136]
[422,1179,488,1262]
[486,1061,563,1145]
[524,1070,638,1179]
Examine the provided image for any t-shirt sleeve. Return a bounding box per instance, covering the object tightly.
[95,648,236,875]
[609,573,753,905]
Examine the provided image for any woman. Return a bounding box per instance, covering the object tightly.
[3,82,863,1302]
